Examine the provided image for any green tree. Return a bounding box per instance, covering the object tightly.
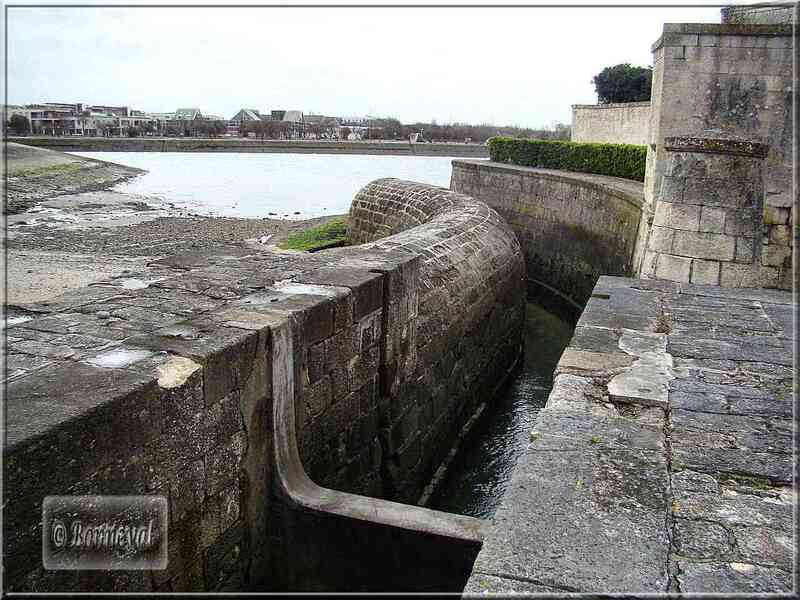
[8,114,30,134]
[592,63,652,104]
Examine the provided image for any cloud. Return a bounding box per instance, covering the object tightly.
[6,3,721,126]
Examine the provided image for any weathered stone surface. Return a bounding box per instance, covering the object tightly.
[675,561,793,593]
[470,447,670,593]
[655,253,692,282]
[468,276,794,595]
[690,258,720,285]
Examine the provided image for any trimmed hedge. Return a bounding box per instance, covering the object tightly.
[488,137,647,182]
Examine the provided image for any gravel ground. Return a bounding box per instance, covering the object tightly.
[6,213,344,257]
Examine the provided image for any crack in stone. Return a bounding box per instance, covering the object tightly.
[661,298,681,594]
[472,569,581,593]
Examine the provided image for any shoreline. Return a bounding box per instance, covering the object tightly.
[7,136,490,157]
[4,142,146,214]
[4,142,350,304]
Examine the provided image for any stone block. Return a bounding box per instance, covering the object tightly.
[556,348,633,376]
[758,265,781,288]
[303,300,334,344]
[672,230,736,261]
[724,212,760,238]
[307,341,326,385]
[663,32,699,47]
[768,225,792,246]
[683,178,758,209]
[670,204,702,231]
[761,243,791,268]
[659,175,685,201]
[306,375,332,418]
[653,201,672,227]
[666,46,686,60]
[734,237,756,264]
[640,250,658,278]
[766,36,793,50]
[648,225,674,253]
[720,262,760,288]
[690,259,720,285]
[655,254,692,283]
[699,207,726,233]
[698,34,720,47]
[763,206,790,225]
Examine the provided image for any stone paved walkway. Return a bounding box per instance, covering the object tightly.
[465,276,795,594]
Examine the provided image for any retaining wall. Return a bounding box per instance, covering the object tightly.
[571,102,651,145]
[450,159,644,308]
[7,136,489,158]
[4,179,523,592]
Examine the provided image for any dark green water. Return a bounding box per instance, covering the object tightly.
[426,303,574,518]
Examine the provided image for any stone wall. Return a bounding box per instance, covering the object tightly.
[571,102,651,145]
[7,136,489,158]
[450,160,644,308]
[346,178,526,502]
[4,178,523,592]
[644,23,793,287]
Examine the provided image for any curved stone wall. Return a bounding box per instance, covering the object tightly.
[4,177,523,593]
[450,160,645,309]
[344,178,526,502]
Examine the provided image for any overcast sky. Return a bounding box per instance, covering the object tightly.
[7,1,725,127]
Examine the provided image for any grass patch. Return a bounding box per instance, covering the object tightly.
[9,161,86,178]
[278,217,349,252]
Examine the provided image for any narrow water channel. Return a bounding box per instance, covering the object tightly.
[426,303,574,518]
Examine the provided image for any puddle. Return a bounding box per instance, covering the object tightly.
[115,277,164,290]
[271,281,343,297]
[85,348,154,368]
[4,315,34,328]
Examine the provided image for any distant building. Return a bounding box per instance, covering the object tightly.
[267,109,304,138]
[304,114,340,139]
[16,102,150,136]
[174,108,203,120]
[231,108,263,122]
[228,108,264,136]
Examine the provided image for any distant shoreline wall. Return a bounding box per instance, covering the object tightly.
[7,137,489,158]
[571,102,651,146]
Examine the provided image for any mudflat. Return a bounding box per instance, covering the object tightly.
[3,143,344,304]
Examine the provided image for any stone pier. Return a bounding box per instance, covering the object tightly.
[465,276,794,594]
[641,132,771,287]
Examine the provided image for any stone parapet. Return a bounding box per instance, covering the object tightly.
[450,159,644,308]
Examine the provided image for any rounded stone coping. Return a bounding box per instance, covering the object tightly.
[347,176,526,249]
[664,135,769,158]
[451,159,645,211]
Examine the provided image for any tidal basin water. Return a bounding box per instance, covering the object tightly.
[72,152,459,219]
[427,303,574,519]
